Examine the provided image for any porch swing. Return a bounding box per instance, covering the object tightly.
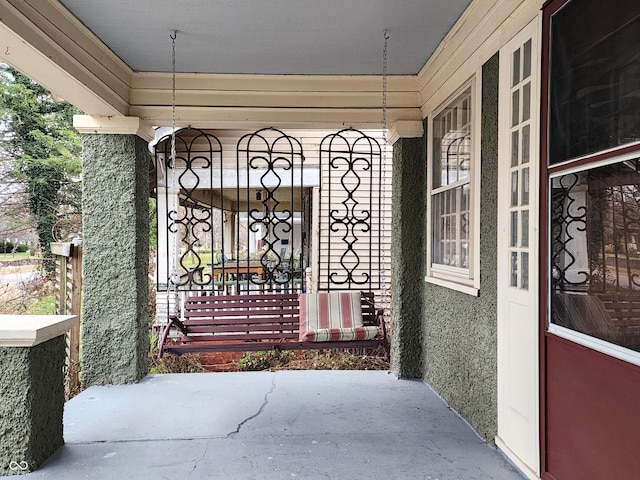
[158,31,391,358]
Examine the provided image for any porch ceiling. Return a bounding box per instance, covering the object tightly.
[0,0,472,131]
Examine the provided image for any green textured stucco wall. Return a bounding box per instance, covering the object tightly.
[0,337,65,474]
[421,53,500,441]
[391,137,425,378]
[81,134,150,386]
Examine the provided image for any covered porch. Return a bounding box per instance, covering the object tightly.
[24,370,523,479]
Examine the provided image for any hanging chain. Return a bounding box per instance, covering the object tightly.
[167,30,179,323]
[380,30,390,313]
[170,30,177,170]
[382,30,389,134]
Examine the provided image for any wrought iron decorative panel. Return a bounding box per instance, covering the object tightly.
[235,128,306,293]
[155,128,223,291]
[319,128,383,291]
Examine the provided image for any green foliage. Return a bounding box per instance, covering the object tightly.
[149,198,157,248]
[26,295,56,315]
[0,65,82,276]
[237,350,294,371]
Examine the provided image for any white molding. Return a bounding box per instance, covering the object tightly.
[417,0,545,116]
[387,120,424,144]
[0,315,79,347]
[424,276,479,297]
[0,0,130,116]
[548,325,640,369]
[73,115,155,142]
[495,436,540,480]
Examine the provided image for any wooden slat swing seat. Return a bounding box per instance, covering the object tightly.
[158,292,388,358]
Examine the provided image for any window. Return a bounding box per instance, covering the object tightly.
[546,0,640,363]
[508,39,533,291]
[427,84,478,293]
[549,0,640,163]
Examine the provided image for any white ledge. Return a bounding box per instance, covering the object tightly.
[0,315,79,347]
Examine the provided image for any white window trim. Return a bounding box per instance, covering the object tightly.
[548,324,640,368]
[425,74,482,295]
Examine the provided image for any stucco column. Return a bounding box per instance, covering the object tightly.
[77,116,153,385]
[389,123,425,378]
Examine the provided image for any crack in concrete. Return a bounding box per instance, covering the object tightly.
[228,374,276,437]
[187,438,211,478]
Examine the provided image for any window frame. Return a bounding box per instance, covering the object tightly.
[542,0,640,365]
[425,77,481,296]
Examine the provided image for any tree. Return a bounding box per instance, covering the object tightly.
[0,64,82,275]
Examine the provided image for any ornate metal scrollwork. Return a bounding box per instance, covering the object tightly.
[319,128,382,291]
[237,128,304,290]
[156,128,223,291]
[550,172,589,290]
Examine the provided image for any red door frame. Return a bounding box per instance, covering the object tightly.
[539,1,640,478]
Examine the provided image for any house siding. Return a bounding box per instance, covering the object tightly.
[421,53,499,441]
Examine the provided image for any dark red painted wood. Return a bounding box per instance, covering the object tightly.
[158,292,386,357]
[545,334,640,479]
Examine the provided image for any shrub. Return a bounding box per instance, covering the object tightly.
[16,244,29,253]
[238,350,294,371]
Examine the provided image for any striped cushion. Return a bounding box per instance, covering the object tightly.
[299,292,380,342]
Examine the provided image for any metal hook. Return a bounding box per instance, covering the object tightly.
[4,46,9,55]
[170,30,177,40]
[384,30,389,40]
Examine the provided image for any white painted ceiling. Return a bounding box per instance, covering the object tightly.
[59,0,473,75]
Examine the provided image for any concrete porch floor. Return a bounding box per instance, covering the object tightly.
[25,370,524,479]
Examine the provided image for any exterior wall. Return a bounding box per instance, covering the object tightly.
[0,337,65,474]
[390,137,425,378]
[421,54,499,440]
[81,134,150,385]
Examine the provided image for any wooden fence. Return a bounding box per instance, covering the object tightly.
[52,242,82,399]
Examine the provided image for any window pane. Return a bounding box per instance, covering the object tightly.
[432,185,470,270]
[522,167,530,206]
[549,2,640,163]
[521,251,529,290]
[521,209,529,247]
[511,252,518,287]
[433,88,472,188]
[522,82,531,121]
[513,48,521,86]
[511,130,519,167]
[550,158,640,352]
[523,39,532,80]
[511,171,519,206]
[511,211,518,247]
[512,90,520,127]
[522,125,530,164]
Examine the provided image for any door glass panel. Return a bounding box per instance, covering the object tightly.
[511,130,519,167]
[521,251,529,290]
[511,251,518,287]
[513,48,521,86]
[550,159,640,353]
[522,167,530,205]
[521,210,529,247]
[511,211,518,247]
[522,125,530,164]
[511,171,519,206]
[522,83,531,121]
[549,2,640,163]
[512,90,520,127]
[523,39,532,80]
